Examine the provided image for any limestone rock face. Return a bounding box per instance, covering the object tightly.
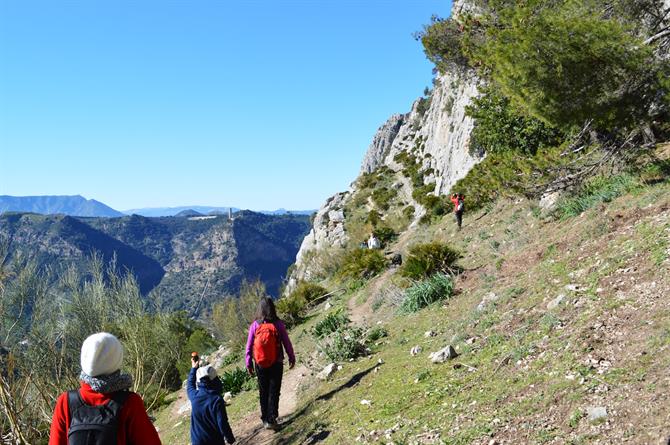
[360,114,405,174]
[286,1,483,291]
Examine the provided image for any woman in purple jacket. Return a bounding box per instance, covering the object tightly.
[245,297,295,430]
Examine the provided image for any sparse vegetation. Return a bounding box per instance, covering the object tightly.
[399,273,455,313]
[312,310,350,339]
[401,241,461,279]
[220,367,255,395]
[318,326,367,361]
[339,249,388,281]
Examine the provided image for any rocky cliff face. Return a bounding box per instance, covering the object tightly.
[287,3,483,290]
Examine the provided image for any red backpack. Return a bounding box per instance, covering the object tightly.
[253,321,280,368]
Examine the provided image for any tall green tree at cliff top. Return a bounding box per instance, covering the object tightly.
[478,0,667,131]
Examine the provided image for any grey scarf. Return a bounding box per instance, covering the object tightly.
[80,370,133,393]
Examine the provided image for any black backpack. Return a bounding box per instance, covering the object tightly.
[67,390,129,445]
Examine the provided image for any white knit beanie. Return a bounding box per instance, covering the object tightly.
[80,332,124,377]
[196,365,217,383]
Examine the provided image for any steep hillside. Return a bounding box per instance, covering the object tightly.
[155,179,670,445]
[0,195,123,217]
[0,212,310,313]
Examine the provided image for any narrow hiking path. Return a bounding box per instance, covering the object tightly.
[233,364,309,445]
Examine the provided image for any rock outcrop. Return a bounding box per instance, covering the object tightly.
[286,2,484,290]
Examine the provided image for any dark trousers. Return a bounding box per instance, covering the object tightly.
[455,210,463,229]
[255,361,283,423]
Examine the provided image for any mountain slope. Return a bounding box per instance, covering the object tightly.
[0,212,311,313]
[155,180,670,445]
[0,195,123,217]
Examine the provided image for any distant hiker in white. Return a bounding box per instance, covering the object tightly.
[367,233,381,249]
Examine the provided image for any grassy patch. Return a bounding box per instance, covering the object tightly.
[399,273,455,313]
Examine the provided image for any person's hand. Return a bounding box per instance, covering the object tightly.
[191,357,199,369]
[247,366,255,376]
[289,361,295,370]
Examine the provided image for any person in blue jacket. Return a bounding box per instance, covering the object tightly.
[187,356,236,445]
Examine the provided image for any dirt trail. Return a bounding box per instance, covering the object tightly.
[233,364,309,445]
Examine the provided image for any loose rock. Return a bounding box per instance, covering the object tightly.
[547,294,565,310]
[410,345,423,356]
[429,345,458,363]
[317,363,338,380]
[587,406,607,421]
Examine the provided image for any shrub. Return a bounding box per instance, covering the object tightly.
[220,367,254,395]
[371,186,397,210]
[312,310,350,339]
[275,294,307,328]
[554,174,641,218]
[319,327,367,361]
[366,326,388,343]
[339,249,388,281]
[399,273,455,313]
[478,2,664,131]
[467,86,564,155]
[372,226,397,246]
[210,280,266,352]
[401,242,461,280]
[403,206,416,220]
[291,281,328,304]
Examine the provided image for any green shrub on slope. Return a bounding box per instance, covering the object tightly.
[401,242,461,280]
[339,249,388,281]
[399,273,455,314]
[554,174,641,218]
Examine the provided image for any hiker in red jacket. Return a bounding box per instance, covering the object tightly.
[49,332,162,445]
[245,297,295,431]
[450,193,465,230]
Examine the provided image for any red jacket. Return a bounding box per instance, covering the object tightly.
[49,382,162,445]
[450,196,460,212]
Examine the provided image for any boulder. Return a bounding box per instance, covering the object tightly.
[547,294,566,310]
[317,363,338,380]
[476,292,499,312]
[430,345,458,363]
[586,406,607,421]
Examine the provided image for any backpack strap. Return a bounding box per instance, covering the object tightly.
[67,390,83,420]
[67,389,130,420]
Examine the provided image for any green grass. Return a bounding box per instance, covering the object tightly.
[555,173,641,218]
[399,273,455,313]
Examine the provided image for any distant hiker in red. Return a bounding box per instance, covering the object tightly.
[48,332,162,445]
[245,297,295,431]
[450,193,465,230]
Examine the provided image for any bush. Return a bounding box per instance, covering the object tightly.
[312,310,350,339]
[339,249,388,281]
[399,273,455,313]
[220,367,254,395]
[275,294,307,327]
[291,281,328,304]
[365,326,388,343]
[554,174,641,218]
[401,242,461,280]
[477,2,664,131]
[372,226,397,246]
[211,280,266,352]
[467,86,564,155]
[319,327,367,361]
[371,186,397,210]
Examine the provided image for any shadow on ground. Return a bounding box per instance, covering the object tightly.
[274,364,381,444]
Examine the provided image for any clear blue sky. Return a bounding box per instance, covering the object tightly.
[0,0,452,211]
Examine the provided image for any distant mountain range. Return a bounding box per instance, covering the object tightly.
[0,196,315,218]
[0,195,123,217]
[0,211,311,314]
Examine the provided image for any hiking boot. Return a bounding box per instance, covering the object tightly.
[263,421,272,430]
[268,421,280,431]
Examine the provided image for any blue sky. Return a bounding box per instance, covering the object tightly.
[0,0,452,211]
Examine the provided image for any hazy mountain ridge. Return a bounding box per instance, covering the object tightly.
[0,211,311,314]
[0,195,123,217]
